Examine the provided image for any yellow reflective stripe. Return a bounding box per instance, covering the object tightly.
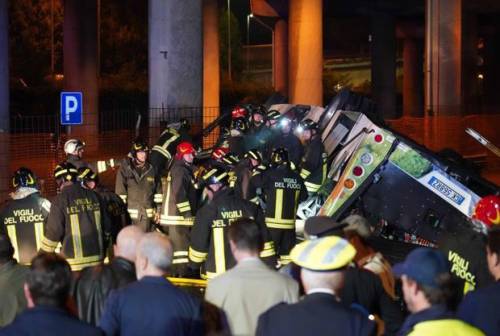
[265,217,295,224]
[463,281,475,294]
[280,255,292,265]
[119,195,127,202]
[66,255,103,271]
[154,194,163,203]
[322,161,328,183]
[189,247,208,263]
[108,158,115,168]
[305,181,321,192]
[6,226,19,262]
[41,200,51,213]
[146,208,154,217]
[94,210,103,254]
[300,169,311,179]
[159,218,194,226]
[163,174,172,217]
[34,222,44,252]
[201,271,220,280]
[177,201,190,207]
[260,249,275,258]
[40,236,59,251]
[263,241,274,251]
[172,258,189,264]
[174,251,189,257]
[70,214,83,259]
[213,227,225,274]
[161,133,179,149]
[275,189,283,220]
[266,222,295,229]
[152,145,171,159]
[97,160,107,173]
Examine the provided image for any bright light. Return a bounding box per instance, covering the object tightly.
[249,13,254,18]
[296,126,304,133]
[280,118,290,127]
[477,73,484,80]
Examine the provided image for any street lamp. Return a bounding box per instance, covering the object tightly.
[227,0,232,81]
[246,14,253,72]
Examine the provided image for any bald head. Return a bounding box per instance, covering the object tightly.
[135,232,173,279]
[114,226,145,262]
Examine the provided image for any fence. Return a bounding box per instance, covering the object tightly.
[1,109,499,205]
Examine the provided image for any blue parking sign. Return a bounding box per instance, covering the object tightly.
[60,92,83,125]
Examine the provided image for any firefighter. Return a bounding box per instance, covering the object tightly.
[228,117,248,158]
[115,140,162,232]
[188,166,276,279]
[253,147,307,265]
[77,167,130,243]
[268,114,304,169]
[0,168,51,264]
[64,138,115,174]
[245,109,281,155]
[159,141,198,275]
[40,163,111,271]
[247,105,266,136]
[230,149,263,202]
[150,118,191,177]
[439,195,499,297]
[296,119,328,194]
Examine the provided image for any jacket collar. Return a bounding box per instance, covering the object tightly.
[112,257,135,273]
[398,304,453,336]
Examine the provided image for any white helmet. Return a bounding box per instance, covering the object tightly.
[64,139,85,155]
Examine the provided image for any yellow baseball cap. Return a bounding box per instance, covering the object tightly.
[290,236,356,271]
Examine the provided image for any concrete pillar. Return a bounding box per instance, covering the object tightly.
[403,38,424,117]
[203,0,220,148]
[0,0,8,201]
[462,11,478,114]
[371,13,398,120]
[425,0,462,116]
[148,0,203,127]
[63,0,98,151]
[289,0,323,106]
[274,19,288,97]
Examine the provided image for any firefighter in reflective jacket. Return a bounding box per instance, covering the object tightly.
[253,148,307,265]
[268,114,304,169]
[150,118,191,177]
[77,167,130,243]
[64,138,115,174]
[115,140,162,232]
[188,167,276,279]
[0,168,51,264]
[296,119,328,194]
[230,149,263,202]
[160,141,198,274]
[40,163,111,271]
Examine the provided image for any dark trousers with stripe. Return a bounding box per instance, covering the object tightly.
[269,228,296,265]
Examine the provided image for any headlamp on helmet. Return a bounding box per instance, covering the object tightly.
[12,167,37,189]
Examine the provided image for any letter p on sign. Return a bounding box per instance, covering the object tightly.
[60,92,83,125]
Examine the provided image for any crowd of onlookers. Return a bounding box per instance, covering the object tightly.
[1,214,499,336]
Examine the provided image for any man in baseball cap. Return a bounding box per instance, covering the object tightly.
[394,248,483,336]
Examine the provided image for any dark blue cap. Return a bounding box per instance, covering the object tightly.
[392,248,449,288]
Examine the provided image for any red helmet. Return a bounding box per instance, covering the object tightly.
[231,106,247,119]
[473,195,500,228]
[176,141,195,160]
[211,147,229,160]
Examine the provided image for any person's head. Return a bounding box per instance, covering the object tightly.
[252,109,264,126]
[131,140,149,164]
[135,232,173,279]
[64,139,85,158]
[266,110,281,128]
[54,162,78,190]
[12,167,38,191]
[472,195,500,233]
[291,236,356,293]
[244,150,262,168]
[176,141,195,164]
[76,167,98,190]
[279,116,292,134]
[231,118,248,136]
[341,215,373,242]
[0,235,15,266]
[24,253,72,308]
[202,167,228,200]
[486,228,500,280]
[270,147,289,168]
[228,218,264,261]
[296,119,318,143]
[393,248,452,313]
[303,216,347,240]
[114,225,145,263]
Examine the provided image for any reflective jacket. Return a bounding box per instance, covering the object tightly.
[407,320,484,336]
[41,184,111,271]
[267,132,304,168]
[115,158,162,223]
[230,159,259,202]
[0,191,50,264]
[150,127,191,175]
[189,188,275,280]
[95,186,130,242]
[253,165,307,230]
[66,154,113,174]
[300,136,328,193]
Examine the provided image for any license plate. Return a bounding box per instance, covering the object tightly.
[428,177,465,205]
